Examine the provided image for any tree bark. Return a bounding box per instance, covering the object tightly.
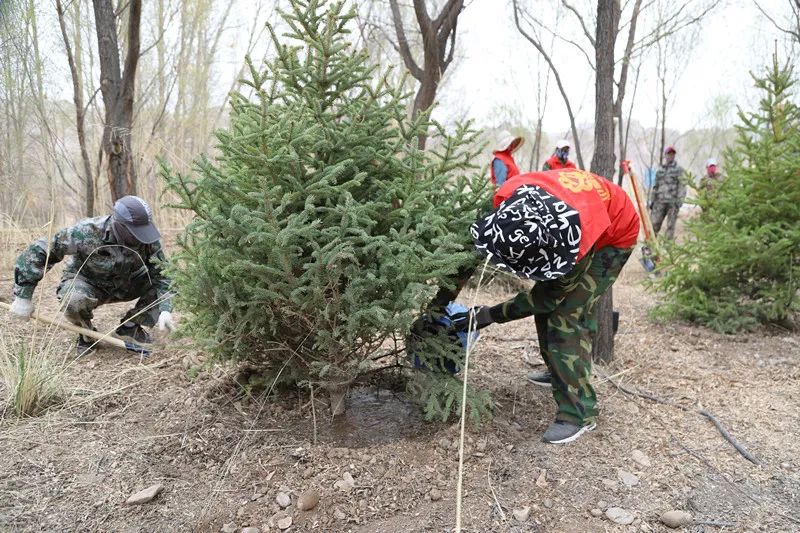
[57,0,94,216]
[589,0,620,363]
[92,0,141,202]
[388,0,464,149]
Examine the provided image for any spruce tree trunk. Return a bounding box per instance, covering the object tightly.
[590,0,619,363]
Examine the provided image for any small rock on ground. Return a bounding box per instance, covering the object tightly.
[221,523,237,533]
[606,507,635,525]
[632,449,652,468]
[429,488,442,501]
[297,489,320,511]
[275,491,291,508]
[277,515,292,530]
[660,510,692,528]
[512,506,531,522]
[241,528,260,533]
[590,508,603,517]
[618,469,640,487]
[334,508,346,520]
[125,484,164,505]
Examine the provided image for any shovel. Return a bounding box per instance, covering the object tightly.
[0,301,151,356]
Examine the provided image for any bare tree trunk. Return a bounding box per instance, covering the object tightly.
[590,0,620,363]
[92,0,142,202]
[57,0,94,216]
[388,0,464,149]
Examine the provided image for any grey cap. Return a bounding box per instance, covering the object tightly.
[112,195,161,244]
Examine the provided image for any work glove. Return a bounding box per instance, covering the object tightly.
[157,311,175,333]
[9,297,34,319]
[449,305,494,333]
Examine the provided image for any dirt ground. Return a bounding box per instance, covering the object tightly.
[1,228,799,533]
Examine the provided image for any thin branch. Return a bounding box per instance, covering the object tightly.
[513,0,585,169]
[561,0,595,46]
[699,410,760,465]
[388,0,423,80]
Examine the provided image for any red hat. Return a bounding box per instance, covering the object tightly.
[664,146,676,154]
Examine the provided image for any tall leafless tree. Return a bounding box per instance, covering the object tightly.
[93,0,142,202]
[388,0,465,149]
[57,0,94,216]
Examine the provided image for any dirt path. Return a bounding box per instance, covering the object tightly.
[1,246,799,532]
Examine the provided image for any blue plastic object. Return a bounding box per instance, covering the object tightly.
[411,302,480,374]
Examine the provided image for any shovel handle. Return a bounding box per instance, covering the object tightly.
[0,301,150,356]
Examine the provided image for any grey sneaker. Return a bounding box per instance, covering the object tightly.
[542,420,597,444]
[526,370,552,387]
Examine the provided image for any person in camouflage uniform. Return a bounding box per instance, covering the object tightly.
[649,145,686,240]
[453,170,639,444]
[10,196,174,354]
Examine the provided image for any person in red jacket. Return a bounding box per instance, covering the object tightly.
[453,169,639,444]
[542,139,576,170]
[491,130,524,189]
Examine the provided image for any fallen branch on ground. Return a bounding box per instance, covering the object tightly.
[595,367,761,465]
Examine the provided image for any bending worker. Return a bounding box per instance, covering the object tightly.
[455,169,639,444]
[10,195,174,354]
[542,139,576,170]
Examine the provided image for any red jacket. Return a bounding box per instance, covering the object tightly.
[494,170,640,260]
[542,155,576,171]
[491,150,521,186]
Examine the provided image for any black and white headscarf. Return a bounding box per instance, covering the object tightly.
[470,185,582,281]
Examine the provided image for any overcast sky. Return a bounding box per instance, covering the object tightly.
[430,0,789,134]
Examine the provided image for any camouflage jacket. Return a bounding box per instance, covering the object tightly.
[652,161,687,205]
[13,215,172,312]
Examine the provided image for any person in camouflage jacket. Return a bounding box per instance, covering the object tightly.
[10,196,174,354]
[649,146,687,240]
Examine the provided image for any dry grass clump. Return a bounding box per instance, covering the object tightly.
[0,333,65,418]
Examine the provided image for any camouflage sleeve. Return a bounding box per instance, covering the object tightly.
[146,241,173,312]
[13,226,78,299]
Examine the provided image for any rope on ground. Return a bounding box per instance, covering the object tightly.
[595,367,761,465]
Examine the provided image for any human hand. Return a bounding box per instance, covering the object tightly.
[9,297,34,319]
[450,306,493,332]
[157,311,175,333]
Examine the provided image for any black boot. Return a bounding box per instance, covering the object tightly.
[115,322,153,344]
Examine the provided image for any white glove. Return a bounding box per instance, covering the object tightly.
[157,311,175,333]
[10,297,34,319]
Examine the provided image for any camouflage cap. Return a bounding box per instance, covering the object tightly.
[112,196,160,244]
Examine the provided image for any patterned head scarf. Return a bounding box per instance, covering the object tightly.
[470,185,582,281]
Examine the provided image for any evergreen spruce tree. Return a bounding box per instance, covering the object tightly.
[161,0,491,421]
[651,56,800,332]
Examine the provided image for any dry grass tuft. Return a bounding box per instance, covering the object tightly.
[0,333,66,418]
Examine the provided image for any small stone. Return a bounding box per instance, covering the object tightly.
[606,507,635,525]
[601,478,617,489]
[241,528,260,533]
[221,523,237,533]
[297,489,320,511]
[590,508,603,517]
[543,499,553,509]
[430,488,442,501]
[275,491,291,508]
[632,450,652,468]
[439,438,451,449]
[505,444,514,452]
[125,483,164,505]
[512,506,531,522]
[302,467,314,479]
[660,510,692,528]
[277,516,292,530]
[334,472,355,492]
[618,469,639,487]
[334,508,346,520]
[597,500,608,510]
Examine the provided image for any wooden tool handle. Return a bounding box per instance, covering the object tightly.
[0,301,150,354]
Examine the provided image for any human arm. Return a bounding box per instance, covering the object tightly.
[13,226,78,300]
[492,158,509,186]
[145,241,174,313]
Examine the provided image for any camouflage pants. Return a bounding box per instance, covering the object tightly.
[490,246,633,425]
[650,201,679,240]
[56,273,161,330]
